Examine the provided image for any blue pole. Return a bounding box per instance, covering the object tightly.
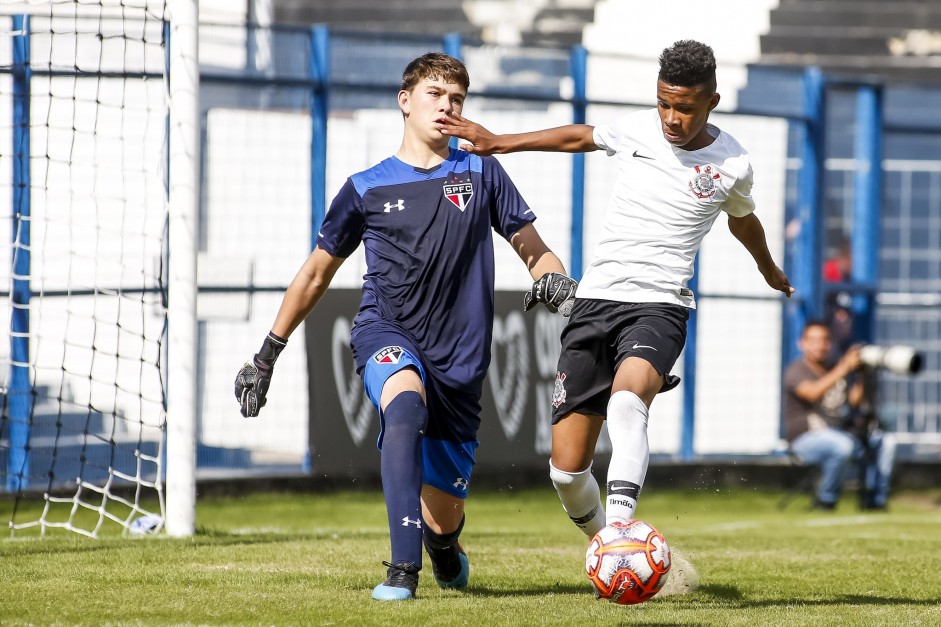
[850,85,881,344]
[309,25,330,244]
[443,32,462,59]
[443,33,463,151]
[306,25,329,475]
[9,15,32,492]
[679,258,699,460]
[569,44,587,280]
[788,67,825,362]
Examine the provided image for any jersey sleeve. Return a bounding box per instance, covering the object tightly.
[592,121,619,156]
[722,160,756,218]
[593,111,645,156]
[484,156,537,240]
[316,178,366,258]
[783,360,811,396]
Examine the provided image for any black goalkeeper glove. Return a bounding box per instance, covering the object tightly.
[235,331,288,418]
[523,272,577,317]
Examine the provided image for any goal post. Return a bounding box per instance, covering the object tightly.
[0,0,198,538]
[165,0,198,539]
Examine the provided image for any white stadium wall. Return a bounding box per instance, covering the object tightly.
[200,103,789,459]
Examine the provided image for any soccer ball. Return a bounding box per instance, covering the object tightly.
[585,520,671,604]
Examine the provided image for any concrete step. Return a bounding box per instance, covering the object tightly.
[761,29,903,57]
[277,9,471,26]
[770,1,941,29]
[534,12,592,35]
[325,21,481,36]
[536,7,596,23]
[521,30,584,48]
[277,0,465,12]
[274,0,475,35]
[518,5,596,47]
[757,53,941,85]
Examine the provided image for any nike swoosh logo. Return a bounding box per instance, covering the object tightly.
[631,343,657,351]
[632,150,654,160]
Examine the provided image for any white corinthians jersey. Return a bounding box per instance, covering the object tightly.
[578,107,756,308]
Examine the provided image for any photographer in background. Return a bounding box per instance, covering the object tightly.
[783,320,897,511]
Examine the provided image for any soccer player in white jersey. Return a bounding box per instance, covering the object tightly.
[439,40,794,538]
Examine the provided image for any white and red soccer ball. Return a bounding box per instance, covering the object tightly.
[585,520,671,605]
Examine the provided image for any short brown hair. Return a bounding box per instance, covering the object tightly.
[401,53,469,93]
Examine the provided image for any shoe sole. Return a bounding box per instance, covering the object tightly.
[371,584,415,601]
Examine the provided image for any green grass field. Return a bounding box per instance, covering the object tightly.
[2,486,940,626]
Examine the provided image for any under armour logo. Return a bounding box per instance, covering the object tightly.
[453,477,468,491]
[384,199,405,213]
[401,516,422,528]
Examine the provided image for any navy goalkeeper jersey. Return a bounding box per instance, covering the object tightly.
[317,149,536,393]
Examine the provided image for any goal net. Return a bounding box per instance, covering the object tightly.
[0,0,170,537]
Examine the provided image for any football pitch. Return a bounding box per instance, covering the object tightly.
[2,486,940,626]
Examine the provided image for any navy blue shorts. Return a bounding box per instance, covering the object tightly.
[352,321,481,499]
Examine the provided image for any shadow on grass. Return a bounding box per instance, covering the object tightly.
[463,582,938,608]
[460,582,742,600]
[0,527,311,557]
[674,584,939,608]
[463,582,593,597]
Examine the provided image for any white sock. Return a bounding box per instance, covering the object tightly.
[605,390,649,524]
[549,461,605,538]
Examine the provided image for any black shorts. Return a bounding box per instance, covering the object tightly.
[550,299,689,423]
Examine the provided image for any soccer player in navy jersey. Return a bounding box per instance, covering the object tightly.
[235,53,576,601]
[439,41,794,545]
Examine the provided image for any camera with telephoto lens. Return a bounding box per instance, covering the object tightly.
[858,344,923,375]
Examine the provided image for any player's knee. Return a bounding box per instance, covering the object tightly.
[549,460,591,493]
[607,390,649,429]
[383,390,428,432]
[883,432,897,453]
[834,436,854,461]
[379,367,425,409]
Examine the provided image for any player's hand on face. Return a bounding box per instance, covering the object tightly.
[438,112,499,155]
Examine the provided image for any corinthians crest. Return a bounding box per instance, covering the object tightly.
[689,164,721,199]
[552,371,567,408]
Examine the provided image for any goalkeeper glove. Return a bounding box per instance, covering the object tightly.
[523,272,577,317]
[235,331,287,418]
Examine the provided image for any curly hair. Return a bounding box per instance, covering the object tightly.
[401,53,470,93]
[658,40,716,90]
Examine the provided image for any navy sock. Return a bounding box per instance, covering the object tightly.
[423,514,464,550]
[380,391,428,569]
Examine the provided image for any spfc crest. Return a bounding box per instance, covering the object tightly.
[373,346,404,364]
[689,164,721,199]
[443,175,474,212]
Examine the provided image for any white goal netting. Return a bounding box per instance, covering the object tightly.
[0,0,169,537]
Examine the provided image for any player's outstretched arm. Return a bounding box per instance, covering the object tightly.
[510,223,577,316]
[727,213,794,298]
[438,112,598,156]
[271,246,345,338]
[235,247,344,417]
